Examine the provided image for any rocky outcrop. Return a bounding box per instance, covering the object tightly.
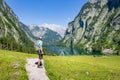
[63,0,120,55]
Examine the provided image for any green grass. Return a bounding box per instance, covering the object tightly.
[0,49,37,80]
[44,56,120,80]
[0,49,120,80]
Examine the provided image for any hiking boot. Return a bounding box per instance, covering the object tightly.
[37,61,42,68]
[37,65,43,68]
[40,62,42,66]
[37,65,40,68]
[37,63,40,68]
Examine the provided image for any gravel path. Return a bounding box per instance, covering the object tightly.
[25,58,49,80]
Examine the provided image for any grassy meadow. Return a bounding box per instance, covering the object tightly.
[44,56,120,80]
[0,49,120,80]
[0,49,37,80]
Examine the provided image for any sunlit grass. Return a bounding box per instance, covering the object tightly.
[0,49,37,80]
[0,49,120,80]
[44,56,120,80]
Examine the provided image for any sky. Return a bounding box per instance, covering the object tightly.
[5,0,88,27]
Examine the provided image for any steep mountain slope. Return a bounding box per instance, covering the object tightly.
[28,24,62,45]
[20,22,37,42]
[0,0,34,53]
[63,0,120,55]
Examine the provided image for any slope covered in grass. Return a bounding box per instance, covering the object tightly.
[0,50,37,80]
[44,56,120,80]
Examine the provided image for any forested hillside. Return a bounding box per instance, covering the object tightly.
[0,0,34,53]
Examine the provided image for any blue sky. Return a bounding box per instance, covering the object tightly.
[5,0,88,27]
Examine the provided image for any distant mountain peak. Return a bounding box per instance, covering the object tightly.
[89,0,99,4]
[89,0,107,6]
[39,23,66,37]
[28,24,38,30]
[28,24,62,45]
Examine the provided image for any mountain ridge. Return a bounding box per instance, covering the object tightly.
[29,23,66,38]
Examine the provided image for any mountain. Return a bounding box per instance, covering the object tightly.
[28,24,62,45]
[0,0,34,53]
[63,0,120,55]
[40,23,66,37]
[20,22,37,42]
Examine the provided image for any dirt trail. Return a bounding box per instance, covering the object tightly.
[26,58,49,80]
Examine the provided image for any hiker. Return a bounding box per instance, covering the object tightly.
[34,37,44,68]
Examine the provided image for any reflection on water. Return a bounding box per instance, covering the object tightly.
[44,46,83,56]
[44,46,102,56]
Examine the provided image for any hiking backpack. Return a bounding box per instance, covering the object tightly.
[34,40,39,51]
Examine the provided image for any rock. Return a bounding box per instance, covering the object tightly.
[102,49,113,54]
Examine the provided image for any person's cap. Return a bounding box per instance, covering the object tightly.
[39,37,42,39]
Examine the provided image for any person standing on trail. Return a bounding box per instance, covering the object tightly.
[34,37,44,68]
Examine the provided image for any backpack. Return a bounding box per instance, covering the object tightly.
[34,40,39,51]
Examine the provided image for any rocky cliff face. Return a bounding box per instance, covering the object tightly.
[0,0,33,52]
[63,0,120,55]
